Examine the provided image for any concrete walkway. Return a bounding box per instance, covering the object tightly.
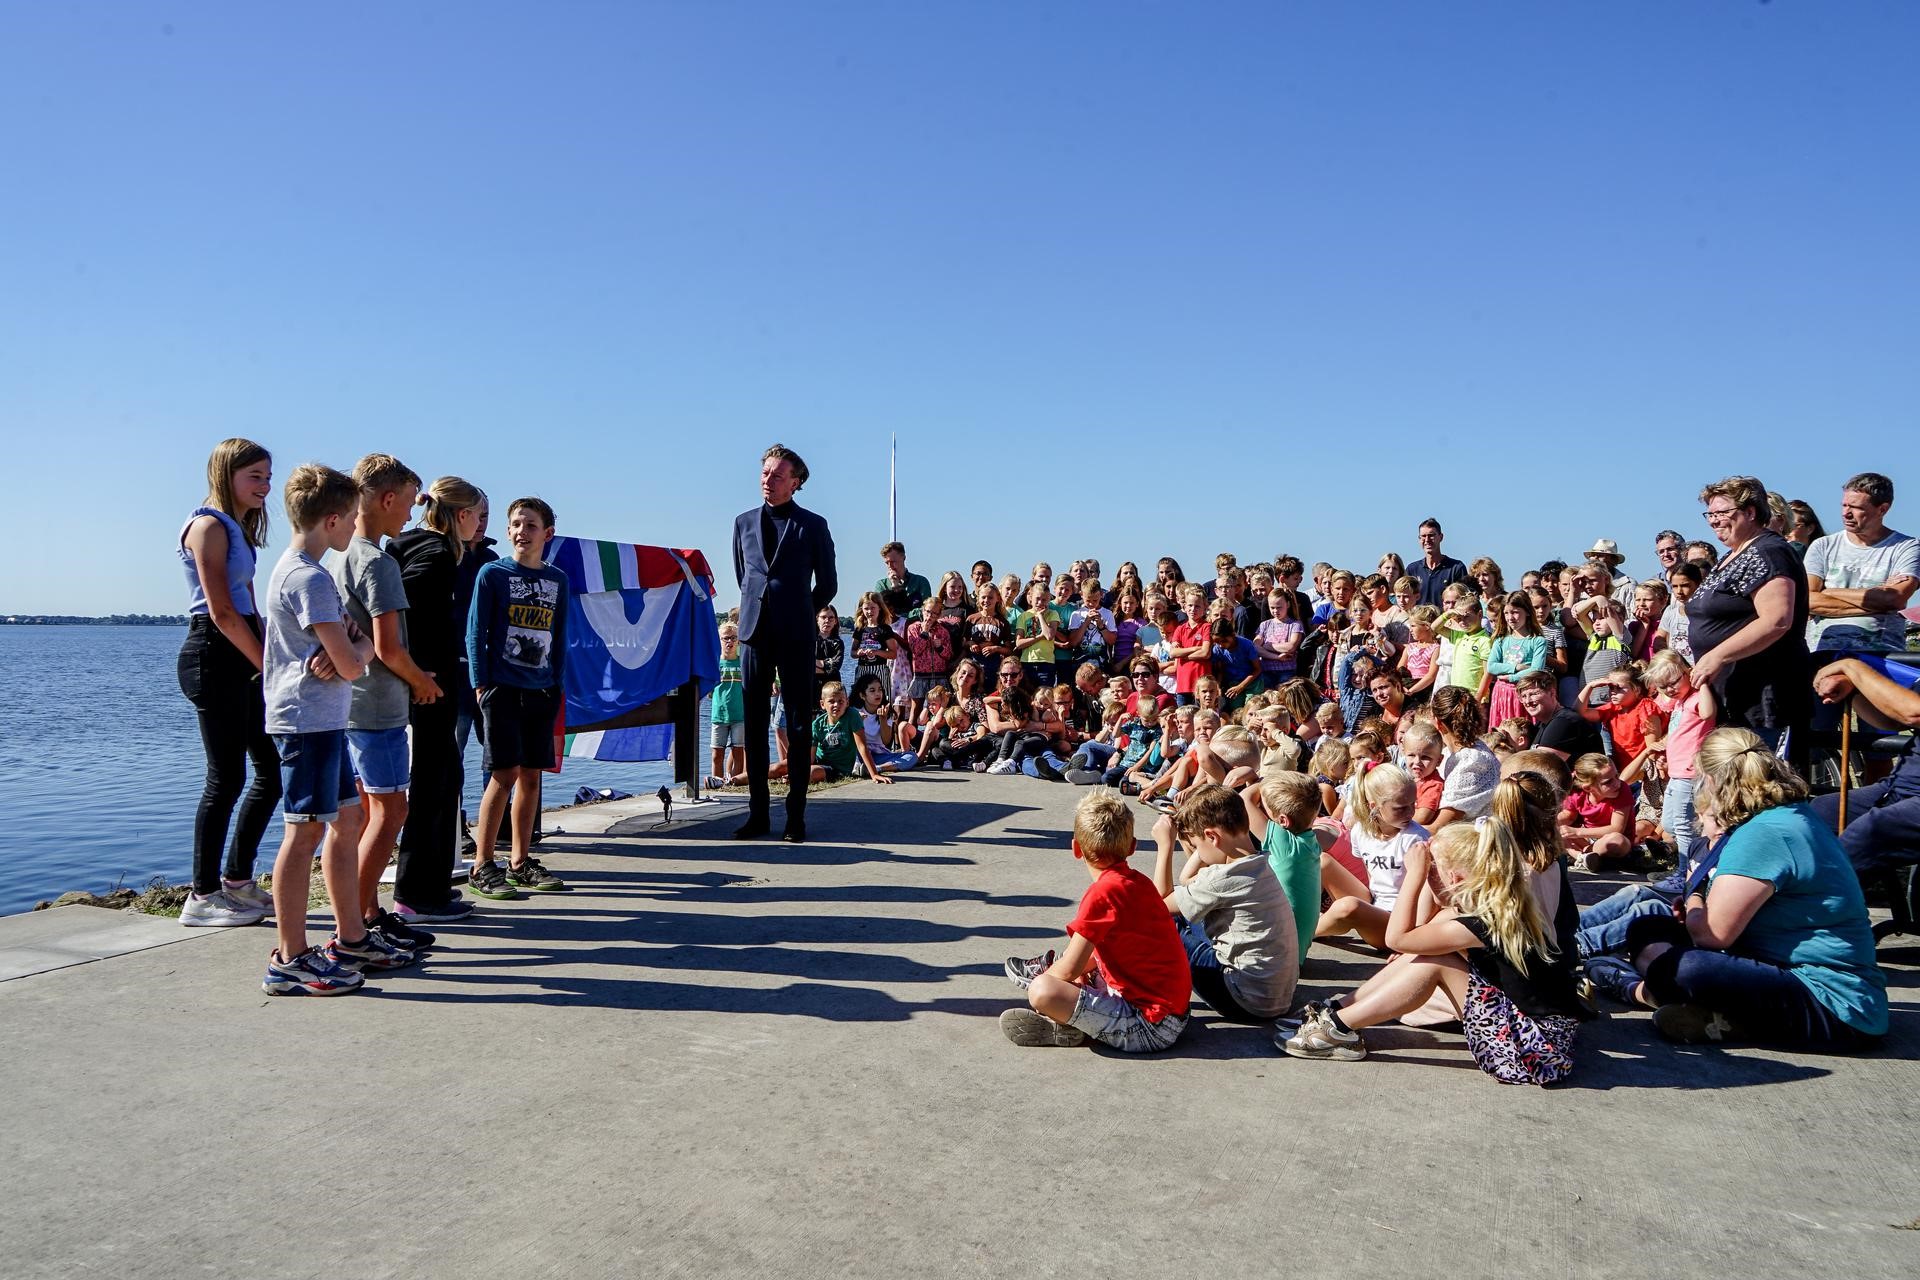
[1,773,1916,1279]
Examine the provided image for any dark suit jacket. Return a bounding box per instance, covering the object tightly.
[733,502,838,647]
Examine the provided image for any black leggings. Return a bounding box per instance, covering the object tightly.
[178,617,281,894]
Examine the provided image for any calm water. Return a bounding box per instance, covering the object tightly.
[0,626,719,915]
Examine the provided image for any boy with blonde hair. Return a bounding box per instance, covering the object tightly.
[1245,772,1335,963]
[1000,791,1190,1050]
[334,453,444,955]
[1151,784,1298,1022]
[260,464,404,994]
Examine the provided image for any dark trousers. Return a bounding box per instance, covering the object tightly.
[744,638,815,825]
[1624,915,1876,1048]
[395,693,458,907]
[1809,775,1920,878]
[178,618,281,894]
[1178,916,1263,1024]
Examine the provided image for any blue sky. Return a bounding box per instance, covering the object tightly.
[3,3,1913,614]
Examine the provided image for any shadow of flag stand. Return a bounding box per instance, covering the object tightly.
[546,537,722,798]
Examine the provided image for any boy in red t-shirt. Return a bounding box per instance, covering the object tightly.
[1000,791,1192,1050]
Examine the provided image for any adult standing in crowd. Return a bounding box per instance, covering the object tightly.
[1687,476,1811,769]
[733,445,838,844]
[1653,529,1685,577]
[1407,517,1469,608]
[1804,472,1919,655]
[876,540,931,624]
[176,438,279,927]
[1585,538,1637,608]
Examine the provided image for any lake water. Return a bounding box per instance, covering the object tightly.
[0,626,752,915]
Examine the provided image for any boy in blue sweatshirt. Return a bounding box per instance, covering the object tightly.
[465,496,570,899]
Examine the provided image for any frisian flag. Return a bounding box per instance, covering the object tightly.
[545,536,723,762]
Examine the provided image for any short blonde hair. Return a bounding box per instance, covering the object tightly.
[1698,475,1770,525]
[817,680,846,703]
[1259,772,1320,829]
[351,452,421,498]
[282,463,359,532]
[1194,708,1223,731]
[1073,790,1136,866]
[1696,727,1808,831]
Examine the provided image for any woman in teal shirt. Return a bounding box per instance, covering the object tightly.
[1619,727,1887,1047]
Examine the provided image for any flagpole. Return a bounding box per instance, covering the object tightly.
[889,433,898,541]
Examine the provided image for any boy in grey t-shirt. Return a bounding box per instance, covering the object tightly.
[258,463,396,996]
[333,454,445,947]
[1151,783,1300,1021]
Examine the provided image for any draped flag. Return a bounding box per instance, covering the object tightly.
[545,537,722,762]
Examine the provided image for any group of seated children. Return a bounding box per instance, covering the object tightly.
[1000,776,1588,1087]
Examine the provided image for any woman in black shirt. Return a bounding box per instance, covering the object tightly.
[1686,475,1810,766]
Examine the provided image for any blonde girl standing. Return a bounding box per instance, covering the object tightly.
[177,439,279,927]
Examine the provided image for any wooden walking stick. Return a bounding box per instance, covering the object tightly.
[1837,701,1852,832]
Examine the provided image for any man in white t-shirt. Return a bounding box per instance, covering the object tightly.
[1805,472,1920,653]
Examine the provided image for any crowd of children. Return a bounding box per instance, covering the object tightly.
[713,519,1895,1081]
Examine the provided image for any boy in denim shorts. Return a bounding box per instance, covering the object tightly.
[465,497,570,899]
[334,454,445,951]
[259,465,416,994]
[1000,790,1190,1050]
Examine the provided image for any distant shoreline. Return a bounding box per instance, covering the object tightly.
[1,616,188,627]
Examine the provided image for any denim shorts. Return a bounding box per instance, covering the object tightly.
[275,729,362,824]
[346,725,410,794]
[712,720,746,750]
[1067,973,1188,1053]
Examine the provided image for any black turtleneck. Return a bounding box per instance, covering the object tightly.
[762,499,796,557]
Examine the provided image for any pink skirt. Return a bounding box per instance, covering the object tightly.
[1488,679,1525,729]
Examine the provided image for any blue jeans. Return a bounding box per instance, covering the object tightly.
[1020,751,1069,778]
[1071,742,1118,772]
[1177,916,1261,1024]
[1661,778,1695,851]
[1577,885,1672,958]
[1625,915,1879,1047]
[1810,773,1920,878]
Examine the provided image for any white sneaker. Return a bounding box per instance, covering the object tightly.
[222,878,274,915]
[180,890,269,928]
[986,760,1018,775]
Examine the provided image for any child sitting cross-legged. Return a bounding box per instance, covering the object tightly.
[769,680,895,787]
[1316,762,1428,949]
[1242,772,1335,971]
[1147,783,1299,1023]
[1278,787,1586,1084]
[1559,752,1635,870]
[999,790,1192,1051]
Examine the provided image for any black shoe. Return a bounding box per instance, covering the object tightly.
[1032,758,1066,783]
[1062,768,1104,786]
[732,819,772,840]
[781,822,807,844]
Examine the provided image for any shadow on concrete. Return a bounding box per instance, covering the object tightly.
[368,971,1012,1021]
[563,840,975,868]
[676,797,1044,852]
[425,907,1055,949]
[553,868,1073,911]
[423,942,1003,985]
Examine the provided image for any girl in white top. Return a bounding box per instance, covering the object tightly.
[1317,762,1431,948]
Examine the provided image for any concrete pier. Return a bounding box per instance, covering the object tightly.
[1,773,1915,1278]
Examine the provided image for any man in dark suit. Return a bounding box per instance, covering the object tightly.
[733,444,838,843]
